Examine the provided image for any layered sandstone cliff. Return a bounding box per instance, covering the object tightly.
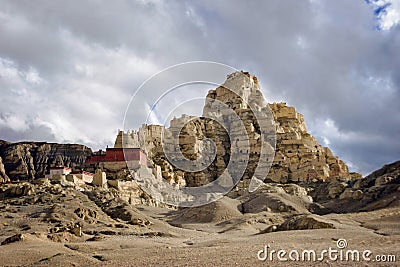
[116,71,356,194]
[0,141,92,180]
[268,102,351,183]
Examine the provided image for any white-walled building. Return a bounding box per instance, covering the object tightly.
[45,166,94,184]
[70,171,94,183]
[45,166,72,179]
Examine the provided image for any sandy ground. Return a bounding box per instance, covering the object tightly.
[0,203,399,267]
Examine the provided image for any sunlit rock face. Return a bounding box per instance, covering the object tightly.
[117,71,355,196]
[268,102,352,183]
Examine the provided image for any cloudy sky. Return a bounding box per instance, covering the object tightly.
[0,0,399,175]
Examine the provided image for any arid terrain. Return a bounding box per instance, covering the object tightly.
[1,0,400,265]
[0,160,399,266]
[0,72,399,266]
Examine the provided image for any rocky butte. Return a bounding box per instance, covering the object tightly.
[0,71,362,202]
[0,71,399,266]
[118,70,359,197]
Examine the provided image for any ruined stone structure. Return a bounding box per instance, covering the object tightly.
[84,146,148,179]
[45,166,72,179]
[115,71,355,195]
[113,125,186,186]
[85,147,147,166]
[114,126,164,161]
[268,102,351,183]
[92,169,107,188]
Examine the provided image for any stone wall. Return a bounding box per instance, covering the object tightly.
[267,102,351,183]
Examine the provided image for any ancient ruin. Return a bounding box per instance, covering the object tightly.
[117,71,356,196]
[0,71,398,266]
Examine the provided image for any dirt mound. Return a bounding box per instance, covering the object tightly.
[276,214,336,231]
[0,181,176,245]
[169,197,242,224]
[217,212,286,235]
[84,189,154,227]
[238,183,312,214]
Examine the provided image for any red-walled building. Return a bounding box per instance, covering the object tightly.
[85,148,147,166]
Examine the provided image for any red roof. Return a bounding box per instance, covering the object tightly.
[85,148,147,164]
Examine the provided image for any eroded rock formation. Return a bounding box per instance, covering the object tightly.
[0,157,10,183]
[0,141,92,181]
[117,71,356,194]
[268,102,352,183]
[310,160,400,213]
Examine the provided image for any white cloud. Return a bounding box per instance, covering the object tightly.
[0,113,28,132]
[24,67,43,84]
[0,0,399,174]
[367,0,400,30]
[296,36,308,49]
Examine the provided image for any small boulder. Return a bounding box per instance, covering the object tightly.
[32,178,51,186]
[259,225,277,234]
[8,183,35,197]
[375,175,394,186]
[1,233,25,245]
[107,180,120,190]
[352,189,363,200]
[339,188,354,200]
[328,182,347,198]
[277,215,335,231]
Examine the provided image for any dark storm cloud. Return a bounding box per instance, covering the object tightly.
[191,0,400,174]
[0,124,56,143]
[0,0,399,175]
